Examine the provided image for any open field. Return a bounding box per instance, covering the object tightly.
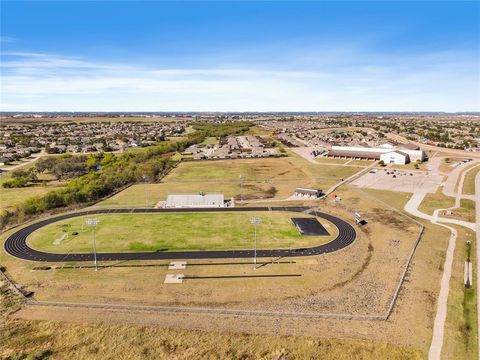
[346,159,374,166]
[201,136,219,145]
[0,161,65,212]
[441,199,476,223]
[313,156,351,165]
[356,187,412,211]
[418,190,475,223]
[388,161,428,171]
[27,211,337,253]
[94,156,365,207]
[438,157,469,174]
[418,188,455,215]
[0,186,62,212]
[2,316,423,360]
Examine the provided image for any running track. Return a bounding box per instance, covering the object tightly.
[4,207,356,262]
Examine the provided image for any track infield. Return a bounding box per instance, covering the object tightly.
[4,206,356,262]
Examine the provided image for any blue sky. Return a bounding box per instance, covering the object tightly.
[1,1,479,112]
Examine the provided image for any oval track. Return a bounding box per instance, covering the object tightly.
[4,206,356,262]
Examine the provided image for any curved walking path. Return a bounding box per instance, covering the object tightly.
[404,156,477,360]
[427,221,458,360]
[4,206,356,263]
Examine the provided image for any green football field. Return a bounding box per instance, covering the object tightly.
[27,211,338,253]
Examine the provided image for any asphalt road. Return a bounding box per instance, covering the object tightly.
[4,206,356,263]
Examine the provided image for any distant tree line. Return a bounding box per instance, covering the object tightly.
[191,121,252,138]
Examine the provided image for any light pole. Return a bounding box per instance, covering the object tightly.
[86,218,99,271]
[251,217,261,270]
[142,174,148,207]
[239,174,245,204]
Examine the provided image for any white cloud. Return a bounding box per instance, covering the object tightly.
[1,51,479,112]
[0,36,16,43]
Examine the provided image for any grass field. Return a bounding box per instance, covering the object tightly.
[439,157,467,174]
[357,187,412,211]
[201,136,219,145]
[27,211,337,253]
[0,186,61,212]
[418,189,475,223]
[462,164,480,195]
[388,161,428,171]
[441,199,476,223]
[2,317,423,360]
[442,226,478,360]
[418,188,455,215]
[95,156,365,207]
[313,156,351,165]
[346,159,374,166]
[0,162,64,212]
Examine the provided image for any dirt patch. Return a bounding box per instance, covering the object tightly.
[367,208,406,229]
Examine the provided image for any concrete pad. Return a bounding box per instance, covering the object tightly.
[164,274,184,284]
[168,261,187,270]
[464,261,473,286]
[351,169,443,194]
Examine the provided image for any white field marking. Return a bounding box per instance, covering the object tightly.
[168,261,187,270]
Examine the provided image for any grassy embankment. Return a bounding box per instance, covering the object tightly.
[462,165,480,196]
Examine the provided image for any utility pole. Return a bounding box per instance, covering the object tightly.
[142,174,148,207]
[250,217,261,270]
[86,218,99,271]
[239,174,244,204]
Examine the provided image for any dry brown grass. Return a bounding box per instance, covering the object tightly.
[94,156,364,207]
[2,317,422,360]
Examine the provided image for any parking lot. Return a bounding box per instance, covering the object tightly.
[351,168,443,193]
